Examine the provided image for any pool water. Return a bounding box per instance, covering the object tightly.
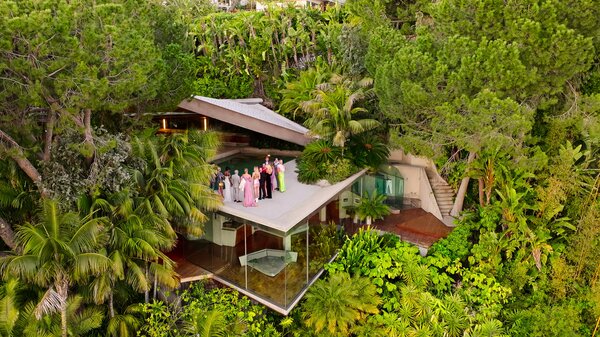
[248,256,287,277]
[215,154,295,175]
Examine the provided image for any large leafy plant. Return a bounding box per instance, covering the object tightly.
[355,190,391,225]
[347,133,390,170]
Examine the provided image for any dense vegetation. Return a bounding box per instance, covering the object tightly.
[0,0,598,336]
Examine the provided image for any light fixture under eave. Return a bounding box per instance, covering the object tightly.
[162,118,167,129]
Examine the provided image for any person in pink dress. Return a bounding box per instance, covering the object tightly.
[242,168,256,207]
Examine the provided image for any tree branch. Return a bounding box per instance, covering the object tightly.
[0,129,43,188]
[0,216,17,250]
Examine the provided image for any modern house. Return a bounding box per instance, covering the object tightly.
[161,96,454,314]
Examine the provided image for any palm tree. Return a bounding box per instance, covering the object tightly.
[355,191,391,225]
[106,304,143,337]
[81,190,177,322]
[0,199,109,337]
[464,319,508,337]
[132,130,221,237]
[20,295,104,337]
[303,75,380,155]
[279,62,333,121]
[183,310,245,337]
[0,278,24,337]
[302,272,381,336]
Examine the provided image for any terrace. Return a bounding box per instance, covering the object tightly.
[160,96,455,314]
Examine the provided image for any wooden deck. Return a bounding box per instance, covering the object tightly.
[173,256,213,283]
[344,208,453,248]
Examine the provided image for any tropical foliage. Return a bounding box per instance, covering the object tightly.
[136,282,279,337]
[354,191,391,224]
[0,0,599,336]
[190,7,346,101]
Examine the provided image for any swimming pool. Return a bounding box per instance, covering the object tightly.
[214,153,295,174]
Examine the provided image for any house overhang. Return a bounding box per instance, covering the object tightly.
[217,160,367,235]
[178,96,312,146]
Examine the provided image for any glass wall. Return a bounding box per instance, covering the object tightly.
[182,212,341,312]
[351,166,404,208]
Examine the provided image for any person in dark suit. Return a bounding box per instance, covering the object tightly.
[265,164,273,198]
[259,164,268,200]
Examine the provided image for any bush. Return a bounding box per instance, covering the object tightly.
[297,140,360,184]
[302,140,342,163]
[296,157,326,184]
[347,133,390,170]
[137,282,280,337]
[325,157,358,183]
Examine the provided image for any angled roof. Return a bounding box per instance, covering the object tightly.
[178,96,311,146]
[219,160,366,234]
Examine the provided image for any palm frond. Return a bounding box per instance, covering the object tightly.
[90,274,111,304]
[107,311,142,337]
[125,261,150,293]
[149,262,178,289]
[73,253,111,280]
[33,288,63,320]
[3,255,40,285]
[0,278,21,335]
[69,217,106,254]
[70,304,104,336]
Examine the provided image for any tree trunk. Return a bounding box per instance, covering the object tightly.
[109,291,115,318]
[153,269,158,300]
[0,216,16,250]
[478,178,485,206]
[450,151,476,217]
[42,109,55,162]
[83,108,95,164]
[56,281,69,337]
[144,264,150,303]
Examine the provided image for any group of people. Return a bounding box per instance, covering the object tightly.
[211,155,286,207]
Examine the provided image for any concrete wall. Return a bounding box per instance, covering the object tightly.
[389,149,434,168]
[393,164,443,220]
[394,164,421,201]
[418,169,443,219]
[338,189,361,219]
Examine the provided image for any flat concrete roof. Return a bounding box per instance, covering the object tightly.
[178,96,311,146]
[219,160,366,233]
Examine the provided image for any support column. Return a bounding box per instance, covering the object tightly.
[283,235,292,251]
[319,206,327,222]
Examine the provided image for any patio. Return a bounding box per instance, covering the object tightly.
[218,160,367,233]
[344,208,453,248]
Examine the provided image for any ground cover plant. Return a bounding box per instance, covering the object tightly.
[0,0,599,336]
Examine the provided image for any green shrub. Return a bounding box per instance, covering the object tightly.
[354,190,391,223]
[347,133,390,169]
[325,157,358,183]
[296,157,326,184]
[302,140,342,163]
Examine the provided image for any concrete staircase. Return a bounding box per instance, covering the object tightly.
[425,167,456,226]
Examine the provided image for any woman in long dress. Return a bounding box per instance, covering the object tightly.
[277,159,286,192]
[252,166,261,203]
[242,168,256,207]
[223,174,232,202]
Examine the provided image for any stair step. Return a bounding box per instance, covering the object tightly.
[434,190,454,196]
